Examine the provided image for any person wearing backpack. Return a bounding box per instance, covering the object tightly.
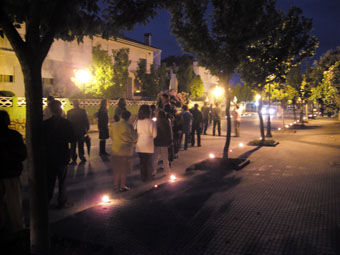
[0,110,26,241]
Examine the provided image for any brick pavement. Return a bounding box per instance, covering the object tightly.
[50,118,340,254]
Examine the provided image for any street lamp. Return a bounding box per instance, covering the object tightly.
[212,86,224,101]
[73,69,91,98]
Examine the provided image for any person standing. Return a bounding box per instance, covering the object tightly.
[191,104,203,147]
[43,96,65,120]
[201,102,210,135]
[212,102,222,136]
[97,99,110,156]
[67,99,89,164]
[232,105,242,137]
[180,105,192,150]
[43,101,74,209]
[114,98,127,122]
[209,103,213,124]
[136,105,157,182]
[110,110,137,192]
[0,110,26,241]
[153,111,172,176]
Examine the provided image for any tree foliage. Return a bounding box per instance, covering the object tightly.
[231,83,254,102]
[189,74,204,99]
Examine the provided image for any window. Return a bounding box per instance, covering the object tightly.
[0,74,14,83]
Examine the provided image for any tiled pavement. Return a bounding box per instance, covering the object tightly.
[50,118,340,254]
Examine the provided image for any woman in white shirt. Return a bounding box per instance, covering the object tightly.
[136,105,157,182]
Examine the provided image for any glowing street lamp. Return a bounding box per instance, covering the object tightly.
[170,175,177,182]
[73,69,91,98]
[212,86,224,100]
[209,153,215,159]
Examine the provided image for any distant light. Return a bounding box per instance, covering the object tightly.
[297,120,300,123]
[268,108,276,115]
[290,123,293,126]
[285,125,289,128]
[101,195,110,203]
[229,149,233,152]
[154,185,158,188]
[278,128,281,131]
[209,153,215,159]
[170,175,177,182]
[294,121,296,124]
[303,117,306,120]
[152,117,157,121]
[239,143,244,147]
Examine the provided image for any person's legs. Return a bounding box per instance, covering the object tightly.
[47,165,58,203]
[99,140,105,155]
[57,165,68,206]
[146,153,153,181]
[184,132,189,150]
[213,121,216,136]
[112,155,122,189]
[0,178,24,237]
[160,147,170,175]
[217,120,221,136]
[138,153,147,182]
[191,128,195,146]
[153,146,161,175]
[120,157,129,188]
[78,137,85,161]
[70,141,77,162]
[203,119,208,134]
[236,121,240,136]
[197,127,201,146]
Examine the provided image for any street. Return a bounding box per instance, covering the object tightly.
[20,114,340,254]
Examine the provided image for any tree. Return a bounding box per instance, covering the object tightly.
[189,74,204,99]
[135,60,162,99]
[239,6,317,140]
[0,0,161,253]
[86,45,114,98]
[111,48,130,98]
[230,83,254,102]
[169,0,282,157]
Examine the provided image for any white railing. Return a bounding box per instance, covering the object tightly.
[0,97,13,107]
[0,96,156,108]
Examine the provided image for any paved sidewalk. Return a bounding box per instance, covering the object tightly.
[49,118,340,254]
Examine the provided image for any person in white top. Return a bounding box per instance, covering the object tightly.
[232,105,242,137]
[136,105,157,182]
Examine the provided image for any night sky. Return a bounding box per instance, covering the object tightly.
[126,0,340,60]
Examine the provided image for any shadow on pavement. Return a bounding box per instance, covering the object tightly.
[50,168,241,254]
[239,146,262,159]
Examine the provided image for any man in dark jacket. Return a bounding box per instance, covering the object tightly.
[44,101,74,208]
[0,110,26,240]
[67,99,89,164]
[191,104,203,147]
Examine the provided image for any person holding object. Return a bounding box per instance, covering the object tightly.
[136,105,157,182]
[232,105,242,137]
[110,110,137,192]
[96,99,110,156]
[0,110,26,241]
[67,99,89,164]
[153,111,172,176]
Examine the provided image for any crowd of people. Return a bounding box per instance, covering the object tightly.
[0,94,242,242]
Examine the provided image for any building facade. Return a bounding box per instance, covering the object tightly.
[0,32,161,99]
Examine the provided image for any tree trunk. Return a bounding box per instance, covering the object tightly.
[223,77,232,158]
[305,103,309,120]
[299,103,304,126]
[266,84,272,137]
[293,103,297,121]
[258,97,265,141]
[22,60,49,255]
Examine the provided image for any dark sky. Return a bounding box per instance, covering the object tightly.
[126,0,340,60]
